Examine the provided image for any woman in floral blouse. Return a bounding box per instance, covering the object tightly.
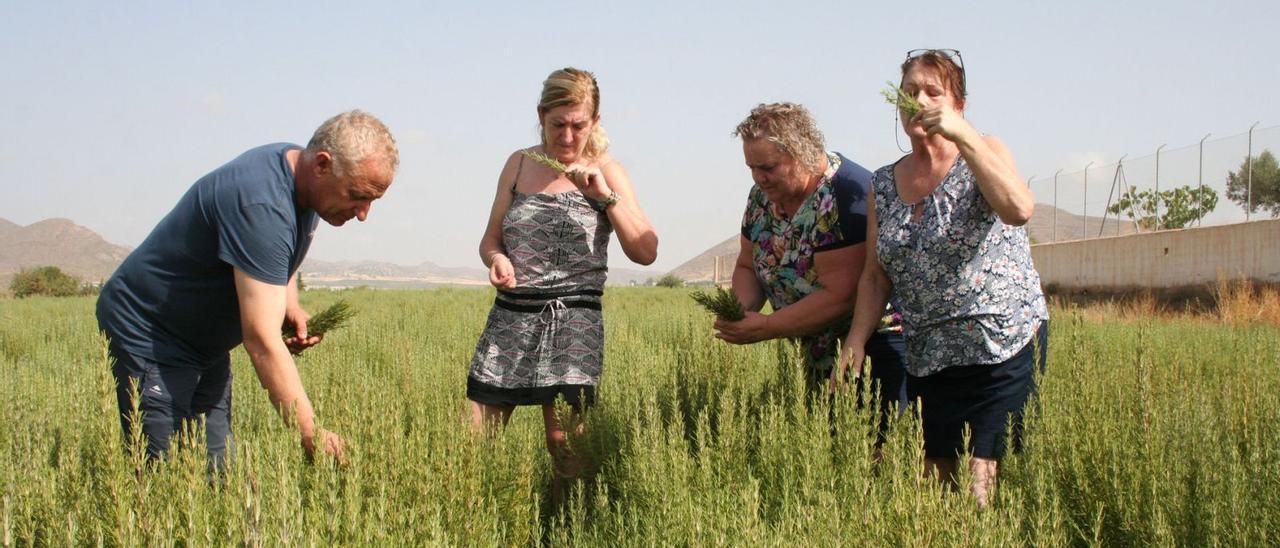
[836,50,1049,506]
[715,102,907,430]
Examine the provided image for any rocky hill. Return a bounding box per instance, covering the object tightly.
[1027,203,1137,243]
[664,235,740,284]
[0,218,132,285]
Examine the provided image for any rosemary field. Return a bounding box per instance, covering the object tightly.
[1,289,1277,545]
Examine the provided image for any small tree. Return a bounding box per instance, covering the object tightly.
[1226,150,1280,217]
[655,274,685,288]
[10,266,90,298]
[1106,184,1218,231]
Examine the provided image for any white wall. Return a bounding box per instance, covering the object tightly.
[1031,219,1280,289]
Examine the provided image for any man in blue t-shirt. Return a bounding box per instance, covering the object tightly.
[97,110,399,466]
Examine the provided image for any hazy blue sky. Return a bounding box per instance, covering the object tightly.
[3,0,1277,272]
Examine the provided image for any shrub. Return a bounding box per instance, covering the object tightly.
[655,274,684,288]
[9,266,91,298]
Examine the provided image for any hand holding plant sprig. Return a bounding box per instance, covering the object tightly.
[282,300,357,353]
[883,81,975,143]
[881,81,923,119]
[702,288,774,345]
[520,149,568,173]
[521,149,614,203]
[691,287,745,321]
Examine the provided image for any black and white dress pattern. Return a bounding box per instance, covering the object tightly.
[466,187,611,408]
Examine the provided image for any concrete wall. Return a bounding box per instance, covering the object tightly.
[1031,219,1280,289]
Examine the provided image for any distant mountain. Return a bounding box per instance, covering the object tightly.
[299,259,656,288]
[0,218,132,284]
[606,267,660,286]
[661,203,1140,282]
[664,234,740,284]
[0,218,19,237]
[299,258,489,288]
[1027,203,1137,243]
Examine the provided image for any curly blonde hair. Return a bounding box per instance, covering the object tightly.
[732,103,825,171]
[538,67,610,159]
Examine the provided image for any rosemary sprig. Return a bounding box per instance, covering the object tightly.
[283,300,357,338]
[520,149,568,173]
[881,81,923,119]
[691,287,745,321]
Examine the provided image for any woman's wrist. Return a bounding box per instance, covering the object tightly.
[761,313,776,339]
[591,190,620,212]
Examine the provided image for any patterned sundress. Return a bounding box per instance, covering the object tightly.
[873,154,1048,377]
[466,158,612,408]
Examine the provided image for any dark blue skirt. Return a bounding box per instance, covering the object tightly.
[907,321,1048,459]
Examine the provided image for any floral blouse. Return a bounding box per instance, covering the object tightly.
[741,152,891,371]
[873,154,1048,376]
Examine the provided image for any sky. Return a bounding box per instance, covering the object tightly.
[3,0,1277,273]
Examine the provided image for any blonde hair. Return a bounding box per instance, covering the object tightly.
[306,110,399,177]
[732,103,826,171]
[538,67,609,159]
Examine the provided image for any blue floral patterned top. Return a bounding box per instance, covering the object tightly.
[873,154,1048,376]
[741,151,890,371]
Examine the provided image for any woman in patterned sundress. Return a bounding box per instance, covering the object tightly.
[836,50,1049,506]
[468,68,658,484]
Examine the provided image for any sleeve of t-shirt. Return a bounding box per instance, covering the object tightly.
[215,199,295,286]
[814,157,872,252]
[740,185,763,239]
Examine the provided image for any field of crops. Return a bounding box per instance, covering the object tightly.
[2,288,1278,545]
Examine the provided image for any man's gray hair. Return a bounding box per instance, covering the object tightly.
[306,110,399,176]
[732,103,826,171]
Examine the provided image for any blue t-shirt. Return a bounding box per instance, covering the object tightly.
[97,143,319,367]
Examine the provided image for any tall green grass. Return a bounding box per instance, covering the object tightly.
[1,289,1276,545]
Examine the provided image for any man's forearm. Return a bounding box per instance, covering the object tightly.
[242,334,316,438]
[286,273,302,311]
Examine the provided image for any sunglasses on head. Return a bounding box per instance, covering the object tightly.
[905,49,966,98]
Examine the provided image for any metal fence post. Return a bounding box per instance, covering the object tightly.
[1115,154,1128,237]
[1083,161,1094,239]
[1198,133,1210,227]
[1155,144,1167,229]
[1247,121,1259,220]
[1053,168,1062,242]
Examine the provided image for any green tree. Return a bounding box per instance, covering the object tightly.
[1225,150,1280,217]
[655,274,685,288]
[1107,184,1218,231]
[9,266,90,298]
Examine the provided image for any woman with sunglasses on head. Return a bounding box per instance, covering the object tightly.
[833,50,1048,506]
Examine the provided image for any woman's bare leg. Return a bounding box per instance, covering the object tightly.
[542,404,586,508]
[969,457,999,507]
[469,400,515,433]
[924,457,957,486]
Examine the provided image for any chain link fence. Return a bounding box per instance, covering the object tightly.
[1028,123,1280,243]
